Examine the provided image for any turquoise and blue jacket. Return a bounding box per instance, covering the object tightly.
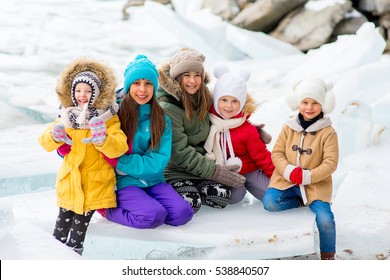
[116,104,172,190]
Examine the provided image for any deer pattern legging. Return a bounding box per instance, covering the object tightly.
[169,179,231,213]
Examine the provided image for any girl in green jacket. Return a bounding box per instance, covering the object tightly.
[157,48,246,213]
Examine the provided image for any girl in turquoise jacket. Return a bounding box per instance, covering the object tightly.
[104,55,194,229]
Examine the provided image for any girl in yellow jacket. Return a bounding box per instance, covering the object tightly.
[38,58,128,255]
[262,77,338,260]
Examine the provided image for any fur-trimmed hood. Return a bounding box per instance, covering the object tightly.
[157,62,210,101]
[241,93,257,116]
[56,57,117,109]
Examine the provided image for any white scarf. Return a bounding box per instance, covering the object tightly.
[204,113,246,165]
[58,101,119,129]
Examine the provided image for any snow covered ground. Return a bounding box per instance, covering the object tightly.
[1,0,390,278]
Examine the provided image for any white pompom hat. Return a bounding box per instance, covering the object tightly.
[212,65,250,117]
[286,77,336,114]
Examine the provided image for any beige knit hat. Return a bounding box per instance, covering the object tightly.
[168,48,205,79]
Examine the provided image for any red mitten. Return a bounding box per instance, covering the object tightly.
[290,167,303,185]
[57,143,71,157]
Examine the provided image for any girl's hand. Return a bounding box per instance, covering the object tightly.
[290,167,303,185]
[82,117,107,145]
[51,124,73,145]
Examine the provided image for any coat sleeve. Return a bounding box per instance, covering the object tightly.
[116,115,172,178]
[94,115,128,159]
[37,119,65,152]
[271,125,292,177]
[246,125,275,178]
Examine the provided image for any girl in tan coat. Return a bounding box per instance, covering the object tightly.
[38,58,128,255]
[262,77,338,260]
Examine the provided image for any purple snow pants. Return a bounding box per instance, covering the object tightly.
[106,182,194,229]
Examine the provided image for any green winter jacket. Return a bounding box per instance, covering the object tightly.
[156,62,215,181]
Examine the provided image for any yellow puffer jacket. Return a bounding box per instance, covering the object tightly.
[38,57,128,214]
[38,115,127,214]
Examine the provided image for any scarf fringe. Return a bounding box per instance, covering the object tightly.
[59,101,119,129]
[76,103,89,127]
[204,113,246,166]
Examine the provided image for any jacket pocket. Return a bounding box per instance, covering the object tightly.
[86,168,116,200]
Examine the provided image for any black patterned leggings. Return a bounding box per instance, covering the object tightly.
[53,208,94,254]
[169,179,231,213]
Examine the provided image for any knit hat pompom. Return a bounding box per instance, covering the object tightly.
[168,48,205,79]
[326,82,334,92]
[71,71,102,108]
[286,76,336,114]
[212,65,250,117]
[226,157,242,173]
[123,54,159,95]
[214,65,230,79]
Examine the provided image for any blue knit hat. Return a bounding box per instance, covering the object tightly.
[123,54,159,95]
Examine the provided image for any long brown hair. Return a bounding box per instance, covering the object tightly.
[177,75,212,121]
[118,93,165,150]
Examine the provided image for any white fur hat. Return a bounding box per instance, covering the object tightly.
[286,76,336,114]
[212,65,250,117]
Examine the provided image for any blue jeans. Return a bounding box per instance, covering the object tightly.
[263,186,336,253]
